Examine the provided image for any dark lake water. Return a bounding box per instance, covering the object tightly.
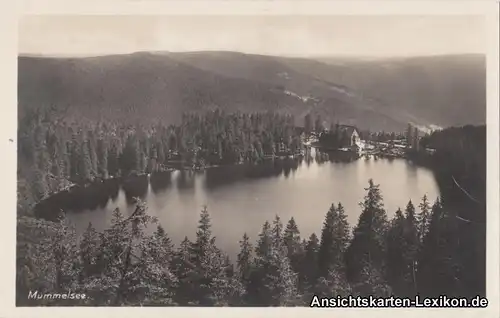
[39,148,440,259]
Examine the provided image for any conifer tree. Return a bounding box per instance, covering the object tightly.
[19,215,82,305]
[223,255,234,278]
[353,262,392,297]
[190,206,212,266]
[84,200,157,305]
[336,202,351,245]
[172,236,196,305]
[237,233,253,287]
[134,224,177,305]
[417,198,462,297]
[46,132,64,190]
[80,140,93,183]
[87,131,99,177]
[96,138,109,178]
[255,221,272,260]
[33,125,51,173]
[300,233,319,294]
[404,200,419,294]
[78,222,100,281]
[61,139,71,179]
[153,224,174,260]
[51,214,81,294]
[417,198,442,296]
[121,134,141,176]
[187,206,214,304]
[16,217,55,305]
[248,221,272,305]
[271,215,284,251]
[69,137,81,181]
[345,179,388,283]
[317,202,350,287]
[157,141,166,165]
[251,216,302,306]
[283,217,303,274]
[265,244,302,306]
[107,141,120,177]
[314,267,352,298]
[416,195,432,243]
[187,206,242,306]
[317,204,337,277]
[386,208,410,295]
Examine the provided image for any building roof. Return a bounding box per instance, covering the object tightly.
[338,124,358,136]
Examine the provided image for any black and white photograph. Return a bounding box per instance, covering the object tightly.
[8,3,499,314]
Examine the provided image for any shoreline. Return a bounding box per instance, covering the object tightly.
[37,148,425,205]
[30,151,441,224]
[36,138,418,204]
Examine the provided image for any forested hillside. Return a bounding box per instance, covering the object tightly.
[18,53,307,126]
[416,125,487,297]
[17,108,305,218]
[18,52,486,132]
[16,50,487,306]
[309,54,486,128]
[16,105,487,305]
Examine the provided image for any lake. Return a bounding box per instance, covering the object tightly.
[46,148,440,259]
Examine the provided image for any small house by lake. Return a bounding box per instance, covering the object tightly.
[318,124,362,150]
[339,125,361,147]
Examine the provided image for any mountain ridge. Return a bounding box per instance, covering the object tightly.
[18,51,486,132]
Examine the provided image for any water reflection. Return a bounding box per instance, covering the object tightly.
[33,150,440,258]
[34,178,121,221]
[122,175,149,204]
[176,170,197,190]
[150,171,172,194]
[202,159,301,190]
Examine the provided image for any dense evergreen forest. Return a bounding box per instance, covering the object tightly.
[16,179,480,306]
[412,125,487,298]
[16,107,486,306]
[17,109,302,217]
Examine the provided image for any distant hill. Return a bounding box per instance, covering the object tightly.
[303,54,486,129]
[18,51,486,132]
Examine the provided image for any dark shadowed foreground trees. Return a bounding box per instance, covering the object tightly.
[417,125,486,298]
[16,123,486,306]
[17,178,478,306]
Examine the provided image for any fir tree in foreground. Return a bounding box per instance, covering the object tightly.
[345,179,388,284]
[16,176,479,306]
[317,203,350,279]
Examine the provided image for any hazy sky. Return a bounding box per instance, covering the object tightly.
[19,15,486,57]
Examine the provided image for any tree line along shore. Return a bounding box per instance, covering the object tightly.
[17,108,486,306]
